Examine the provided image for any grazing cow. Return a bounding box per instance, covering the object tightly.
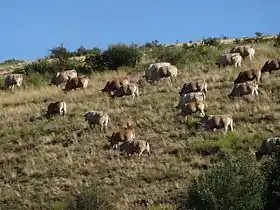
[179,80,208,96]
[3,73,23,91]
[46,101,67,117]
[228,80,259,99]
[110,83,139,99]
[107,122,135,149]
[199,114,233,134]
[101,77,130,94]
[84,111,110,132]
[216,53,242,68]
[176,91,206,109]
[117,139,151,156]
[50,69,77,88]
[144,62,171,81]
[234,69,261,84]
[63,75,89,92]
[180,101,205,117]
[144,62,178,83]
[230,45,255,62]
[255,137,280,161]
[260,59,280,74]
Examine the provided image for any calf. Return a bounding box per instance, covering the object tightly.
[255,137,280,161]
[107,122,135,149]
[179,80,208,96]
[101,77,129,94]
[199,114,233,134]
[46,101,67,117]
[228,80,259,99]
[234,69,261,84]
[181,101,205,117]
[117,139,151,156]
[84,111,110,132]
[110,83,139,99]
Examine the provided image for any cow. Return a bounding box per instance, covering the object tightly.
[260,59,280,74]
[179,80,208,96]
[199,114,233,135]
[101,77,130,94]
[50,69,77,88]
[116,139,151,156]
[63,75,89,92]
[46,101,67,117]
[180,101,205,117]
[228,80,259,99]
[110,83,139,99]
[144,62,178,83]
[216,53,242,68]
[107,122,135,149]
[84,111,110,132]
[144,62,171,81]
[255,137,280,161]
[176,91,206,109]
[230,45,255,62]
[3,73,23,91]
[233,69,261,84]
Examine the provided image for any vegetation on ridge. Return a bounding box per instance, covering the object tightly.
[0,34,280,209]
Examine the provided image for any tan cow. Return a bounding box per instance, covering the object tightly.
[181,101,205,117]
[50,69,77,88]
[3,73,23,91]
[255,137,280,161]
[176,91,206,109]
[144,62,178,83]
[101,77,130,94]
[216,53,242,68]
[179,80,208,96]
[228,80,259,99]
[117,139,151,156]
[46,101,67,117]
[230,45,255,62]
[260,59,280,74]
[110,83,139,99]
[63,75,89,92]
[84,111,110,132]
[199,114,233,134]
[233,69,261,84]
[107,122,135,149]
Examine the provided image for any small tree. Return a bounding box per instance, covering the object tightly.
[181,155,265,210]
[262,146,280,210]
[49,44,71,69]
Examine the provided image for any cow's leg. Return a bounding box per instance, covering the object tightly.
[224,126,228,135]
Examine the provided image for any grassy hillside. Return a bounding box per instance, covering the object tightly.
[1,40,280,209]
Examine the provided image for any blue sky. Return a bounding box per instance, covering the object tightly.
[0,0,278,62]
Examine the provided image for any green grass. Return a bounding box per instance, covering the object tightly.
[0,41,280,209]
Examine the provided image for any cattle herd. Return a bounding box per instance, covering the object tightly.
[2,44,280,160]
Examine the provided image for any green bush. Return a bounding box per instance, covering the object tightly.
[261,146,280,210]
[181,155,264,210]
[102,44,141,70]
[274,33,280,48]
[65,186,115,210]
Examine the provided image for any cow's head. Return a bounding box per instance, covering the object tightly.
[255,151,263,161]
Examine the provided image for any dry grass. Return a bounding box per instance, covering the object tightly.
[1,42,280,210]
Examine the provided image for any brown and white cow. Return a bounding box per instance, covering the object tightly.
[261,59,280,74]
[216,53,242,68]
[110,83,139,99]
[46,101,67,117]
[255,137,280,161]
[180,101,205,117]
[50,69,77,88]
[228,80,259,99]
[63,75,89,92]
[199,114,233,134]
[234,69,261,84]
[230,45,255,62]
[84,111,110,132]
[3,73,23,91]
[179,80,208,96]
[101,77,130,95]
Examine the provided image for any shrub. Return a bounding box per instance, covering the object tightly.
[181,155,264,210]
[65,186,115,210]
[261,146,280,210]
[102,44,141,70]
[274,33,280,48]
